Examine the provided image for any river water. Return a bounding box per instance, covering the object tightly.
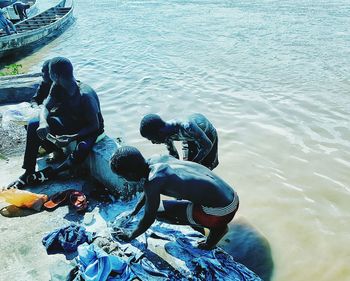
[2,0,350,280]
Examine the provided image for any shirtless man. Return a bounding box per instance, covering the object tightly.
[111,146,239,250]
[139,113,219,170]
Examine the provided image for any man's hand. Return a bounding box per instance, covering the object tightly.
[54,135,75,148]
[113,228,133,242]
[36,125,50,140]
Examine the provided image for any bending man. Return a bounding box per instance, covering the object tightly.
[111,146,239,250]
[140,113,219,170]
[13,2,30,21]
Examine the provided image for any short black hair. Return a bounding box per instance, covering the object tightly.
[110,146,147,180]
[139,114,165,139]
[42,59,51,73]
[49,57,73,79]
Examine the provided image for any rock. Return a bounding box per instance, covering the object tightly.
[0,73,41,105]
[84,136,141,200]
[218,218,274,281]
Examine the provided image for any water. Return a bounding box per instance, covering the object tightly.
[3,0,350,280]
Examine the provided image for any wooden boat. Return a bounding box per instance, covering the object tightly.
[0,0,73,59]
[0,72,41,104]
[0,0,38,22]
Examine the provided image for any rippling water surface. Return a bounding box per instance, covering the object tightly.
[7,0,350,280]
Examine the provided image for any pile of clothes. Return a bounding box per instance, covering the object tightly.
[42,222,261,281]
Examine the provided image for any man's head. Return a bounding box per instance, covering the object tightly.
[110,146,148,182]
[140,114,167,143]
[49,57,74,85]
[41,59,52,83]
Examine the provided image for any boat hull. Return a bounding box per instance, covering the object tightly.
[0,0,73,59]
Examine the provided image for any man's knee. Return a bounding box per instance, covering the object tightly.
[27,118,40,134]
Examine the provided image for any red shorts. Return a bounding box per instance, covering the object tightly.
[187,193,239,228]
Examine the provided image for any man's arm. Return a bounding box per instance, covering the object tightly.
[185,122,212,163]
[117,182,161,241]
[129,193,146,217]
[55,95,101,146]
[36,93,56,140]
[31,82,50,107]
[165,140,179,159]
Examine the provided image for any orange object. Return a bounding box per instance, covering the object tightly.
[0,188,48,211]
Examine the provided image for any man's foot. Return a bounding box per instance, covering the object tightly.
[197,225,228,250]
[7,173,30,189]
[27,167,55,185]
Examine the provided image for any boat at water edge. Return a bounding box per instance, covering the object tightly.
[0,0,38,23]
[0,0,74,59]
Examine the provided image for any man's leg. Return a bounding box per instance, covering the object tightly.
[6,20,16,34]
[157,200,191,225]
[51,135,98,176]
[9,118,44,187]
[26,135,97,185]
[198,225,228,250]
[22,118,44,174]
[157,200,206,234]
[3,24,11,35]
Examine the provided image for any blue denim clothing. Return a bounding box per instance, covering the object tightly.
[78,243,134,281]
[42,224,93,254]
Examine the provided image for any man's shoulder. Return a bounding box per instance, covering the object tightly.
[79,82,100,104]
[147,158,173,181]
[79,82,97,96]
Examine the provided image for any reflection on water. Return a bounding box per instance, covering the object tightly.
[3,0,350,280]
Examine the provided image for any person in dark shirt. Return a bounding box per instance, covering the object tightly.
[111,146,239,250]
[9,57,104,188]
[13,1,30,21]
[140,113,219,170]
[30,59,52,107]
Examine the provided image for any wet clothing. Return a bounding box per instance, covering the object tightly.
[165,113,219,170]
[42,224,93,254]
[13,2,29,21]
[30,80,52,105]
[0,9,16,35]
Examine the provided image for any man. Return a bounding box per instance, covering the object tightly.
[0,8,17,35]
[111,146,239,250]
[29,59,66,163]
[140,113,219,170]
[30,59,52,107]
[13,1,30,21]
[9,57,104,188]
